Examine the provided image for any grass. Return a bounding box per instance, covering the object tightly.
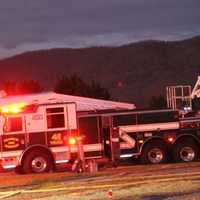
[1,163,200,199]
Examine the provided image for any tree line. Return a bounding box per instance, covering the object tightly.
[1,74,174,109]
[2,74,110,100]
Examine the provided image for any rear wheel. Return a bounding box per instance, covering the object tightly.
[141,142,167,164]
[173,140,199,162]
[23,150,53,173]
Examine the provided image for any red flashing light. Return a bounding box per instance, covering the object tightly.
[68,137,77,145]
[1,106,9,113]
[167,137,174,143]
[1,103,26,114]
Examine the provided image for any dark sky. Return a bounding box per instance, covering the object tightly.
[0,0,200,58]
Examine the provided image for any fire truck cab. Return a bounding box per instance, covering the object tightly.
[0,101,77,173]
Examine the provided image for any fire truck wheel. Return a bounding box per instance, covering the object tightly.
[173,140,199,162]
[141,142,167,164]
[23,150,53,173]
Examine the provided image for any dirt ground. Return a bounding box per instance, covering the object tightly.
[1,162,200,200]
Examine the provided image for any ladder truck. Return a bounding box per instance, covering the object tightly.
[1,92,200,173]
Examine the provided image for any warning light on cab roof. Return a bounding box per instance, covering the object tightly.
[0,103,26,114]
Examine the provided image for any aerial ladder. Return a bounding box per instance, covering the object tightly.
[166,76,200,111]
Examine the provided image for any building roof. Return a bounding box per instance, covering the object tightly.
[0,92,135,112]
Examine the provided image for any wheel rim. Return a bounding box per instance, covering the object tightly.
[147,148,163,163]
[180,147,195,162]
[31,157,47,173]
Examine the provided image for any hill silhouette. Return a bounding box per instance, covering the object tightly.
[0,36,200,107]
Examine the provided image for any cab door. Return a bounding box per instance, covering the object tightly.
[2,115,26,152]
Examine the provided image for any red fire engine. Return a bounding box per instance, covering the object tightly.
[1,92,200,174]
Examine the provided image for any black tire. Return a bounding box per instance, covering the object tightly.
[140,142,167,164]
[22,150,53,174]
[173,140,199,162]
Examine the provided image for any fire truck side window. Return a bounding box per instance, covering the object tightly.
[46,107,65,129]
[4,117,23,133]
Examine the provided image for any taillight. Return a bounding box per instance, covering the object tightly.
[167,137,174,143]
[164,134,176,144]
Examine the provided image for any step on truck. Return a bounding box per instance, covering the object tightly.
[0,101,78,173]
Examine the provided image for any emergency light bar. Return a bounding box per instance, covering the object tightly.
[1,103,26,114]
[0,103,38,114]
